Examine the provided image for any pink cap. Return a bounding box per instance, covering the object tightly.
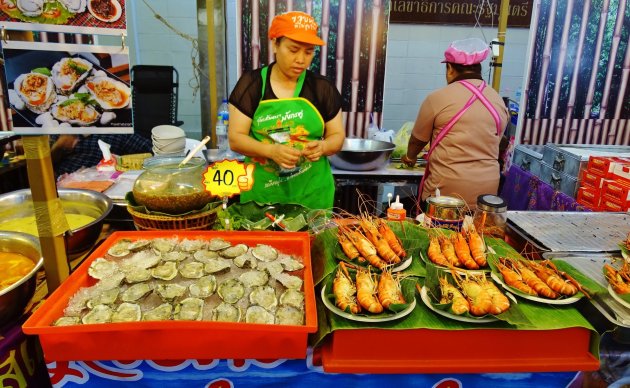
[441,38,490,65]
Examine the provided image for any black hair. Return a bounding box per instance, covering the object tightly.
[447,63,482,75]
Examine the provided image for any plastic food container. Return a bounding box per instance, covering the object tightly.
[473,194,507,238]
[22,231,316,361]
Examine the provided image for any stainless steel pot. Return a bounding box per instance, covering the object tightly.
[328,139,396,171]
[0,231,43,326]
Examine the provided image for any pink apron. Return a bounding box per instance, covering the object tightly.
[417,80,503,213]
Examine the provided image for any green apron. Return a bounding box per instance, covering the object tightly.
[240,66,335,210]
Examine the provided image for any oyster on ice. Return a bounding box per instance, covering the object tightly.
[127,239,151,252]
[86,288,119,308]
[234,252,257,269]
[143,303,173,321]
[120,283,152,302]
[53,316,81,326]
[88,258,119,280]
[178,261,205,279]
[257,261,284,278]
[221,244,248,259]
[277,254,304,271]
[203,257,231,275]
[239,270,269,288]
[174,298,204,321]
[213,302,241,322]
[162,251,189,262]
[245,306,274,324]
[51,57,92,94]
[274,272,303,290]
[124,267,151,283]
[152,261,178,281]
[249,286,278,311]
[14,72,56,114]
[251,244,279,262]
[180,238,206,252]
[51,97,101,126]
[217,279,245,304]
[207,238,232,251]
[16,0,43,17]
[275,305,304,325]
[155,283,187,302]
[151,238,177,254]
[122,250,161,270]
[84,76,131,110]
[279,289,305,310]
[81,304,112,324]
[111,303,142,323]
[59,0,87,13]
[189,275,217,298]
[193,250,219,263]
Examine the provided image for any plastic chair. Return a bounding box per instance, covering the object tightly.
[130,65,184,140]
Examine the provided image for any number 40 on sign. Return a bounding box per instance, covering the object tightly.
[203,160,254,198]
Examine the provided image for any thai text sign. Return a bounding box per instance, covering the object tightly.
[390,0,532,27]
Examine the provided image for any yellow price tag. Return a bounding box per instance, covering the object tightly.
[203,160,255,198]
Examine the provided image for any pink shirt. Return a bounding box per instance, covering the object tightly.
[412,79,509,208]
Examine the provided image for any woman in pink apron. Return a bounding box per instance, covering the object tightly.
[228,11,345,210]
[401,38,509,211]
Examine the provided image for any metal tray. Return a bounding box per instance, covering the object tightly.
[507,211,630,253]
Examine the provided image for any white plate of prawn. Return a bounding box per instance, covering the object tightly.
[423,228,491,272]
[419,286,499,324]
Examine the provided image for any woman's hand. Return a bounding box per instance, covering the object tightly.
[302,140,325,162]
[270,143,302,169]
[401,154,417,167]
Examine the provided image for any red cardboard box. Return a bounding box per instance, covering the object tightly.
[588,156,630,176]
[599,197,630,212]
[581,169,610,189]
[577,186,601,209]
[602,180,630,203]
[611,163,630,183]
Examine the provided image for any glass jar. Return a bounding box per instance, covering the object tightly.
[473,194,507,238]
[132,156,213,214]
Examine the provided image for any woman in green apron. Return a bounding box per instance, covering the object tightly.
[228,11,345,210]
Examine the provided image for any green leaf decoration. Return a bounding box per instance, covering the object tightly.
[1,1,75,25]
[67,59,89,74]
[32,67,52,76]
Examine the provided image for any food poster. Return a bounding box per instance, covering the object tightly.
[0,0,126,35]
[2,40,132,134]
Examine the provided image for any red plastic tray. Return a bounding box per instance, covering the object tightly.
[23,231,316,361]
[321,328,599,373]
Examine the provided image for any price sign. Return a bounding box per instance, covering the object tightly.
[203,160,255,197]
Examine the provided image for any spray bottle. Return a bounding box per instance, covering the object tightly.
[387,194,406,221]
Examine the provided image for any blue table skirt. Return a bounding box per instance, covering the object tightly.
[45,347,580,388]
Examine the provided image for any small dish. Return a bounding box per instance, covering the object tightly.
[419,286,498,323]
[321,285,416,322]
[490,272,582,305]
[608,284,630,310]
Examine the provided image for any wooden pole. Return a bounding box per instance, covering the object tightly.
[320,0,330,76]
[365,0,381,114]
[22,136,70,292]
[550,0,574,144]
[491,0,509,91]
[236,0,243,79]
[206,0,218,145]
[252,0,260,69]
[268,0,275,65]
[335,0,346,93]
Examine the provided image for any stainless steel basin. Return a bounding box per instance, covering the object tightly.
[328,139,395,171]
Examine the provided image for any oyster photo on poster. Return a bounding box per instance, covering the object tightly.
[2,40,133,135]
[0,0,126,35]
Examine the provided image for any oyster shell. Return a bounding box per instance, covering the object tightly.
[86,288,119,308]
[152,261,178,281]
[128,239,151,252]
[193,250,219,263]
[121,283,152,302]
[51,98,101,126]
[107,240,131,257]
[155,283,187,302]
[249,286,278,311]
[207,238,231,251]
[53,316,81,326]
[111,303,141,323]
[213,302,241,322]
[275,305,304,325]
[217,278,245,304]
[274,272,303,290]
[162,251,189,262]
[234,252,257,269]
[174,298,204,321]
[178,261,205,279]
[151,238,177,254]
[16,0,43,17]
[122,250,161,270]
[239,270,269,288]
[245,306,274,324]
[277,254,305,271]
[279,289,305,310]
[84,76,131,110]
[189,275,217,298]
[87,0,122,22]
[143,303,173,321]
[203,257,231,274]
[51,57,92,94]
[88,258,119,280]
[81,304,112,324]
[59,0,86,13]
[98,272,125,290]
[124,267,151,283]
[179,238,207,252]
[257,261,284,277]
[251,244,279,262]
[221,244,249,258]
[14,72,56,114]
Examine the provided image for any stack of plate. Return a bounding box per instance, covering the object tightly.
[151,125,186,156]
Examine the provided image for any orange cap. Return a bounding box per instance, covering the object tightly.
[268,11,325,46]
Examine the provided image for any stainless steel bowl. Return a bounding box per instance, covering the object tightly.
[328,139,396,171]
[202,149,245,163]
[0,189,113,257]
[0,231,43,326]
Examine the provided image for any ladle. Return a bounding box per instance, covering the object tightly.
[178,136,211,168]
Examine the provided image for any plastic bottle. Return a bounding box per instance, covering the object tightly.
[216,98,229,150]
[387,195,406,221]
[367,113,378,140]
